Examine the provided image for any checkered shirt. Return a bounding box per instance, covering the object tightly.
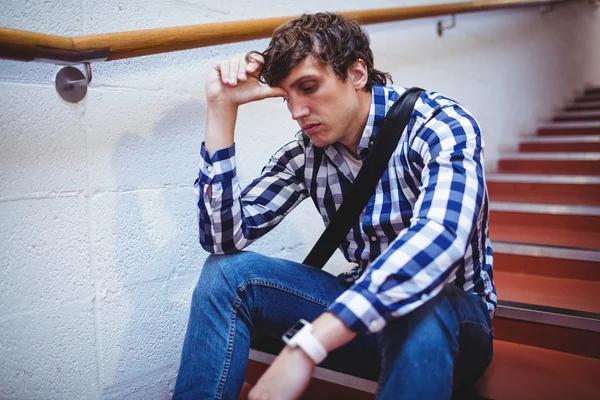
[195,84,497,334]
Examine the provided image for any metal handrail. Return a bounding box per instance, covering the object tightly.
[0,0,572,64]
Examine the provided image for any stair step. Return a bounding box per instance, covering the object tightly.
[519,135,600,152]
[487,174,600,205]
[537,122,600,136]
[493,307,600,359]
[497,153,600,175]
[247,338,600,399]
[489,202,600,250]
[575,95,600,103]
[553,110,600,122]
[247,350,376,399]
[478,340,600,399]
[493,242,600,280]
[495,271,600,314]
[565,101,600,111]
[584,87,600,96]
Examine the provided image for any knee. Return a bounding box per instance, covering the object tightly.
[195,251,261,292]
[381,293,459,360]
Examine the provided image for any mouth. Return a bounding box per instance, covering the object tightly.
[302,123,320,135]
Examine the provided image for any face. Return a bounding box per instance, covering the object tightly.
[278,56,369,149]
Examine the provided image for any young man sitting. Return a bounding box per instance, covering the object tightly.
[173,12,496,400]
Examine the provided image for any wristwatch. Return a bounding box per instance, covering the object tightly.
[282,319,328,364]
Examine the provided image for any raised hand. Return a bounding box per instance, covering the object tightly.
[206,53,287,107]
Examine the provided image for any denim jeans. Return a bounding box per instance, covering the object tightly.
[173,251,493,400]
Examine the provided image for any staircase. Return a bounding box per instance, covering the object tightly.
[244,88,600,399]
[482,86,600,399]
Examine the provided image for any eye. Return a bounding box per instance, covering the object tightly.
[302,85,315,94]
[282,98,289,103]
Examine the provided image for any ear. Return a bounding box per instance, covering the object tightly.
[349,59,368,90]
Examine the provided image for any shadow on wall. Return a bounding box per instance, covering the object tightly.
[102,99,207,399]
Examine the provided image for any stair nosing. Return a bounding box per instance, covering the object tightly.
[554,110,600,118]
[490,201,600,216]
[249,349,379,390]
[519,135,600,143]
[566,101,600,107]
[538,121,600,129]
[486,173,600,184]
[496,301,600,333]
[492,241,600,262]
[499,153,600,160]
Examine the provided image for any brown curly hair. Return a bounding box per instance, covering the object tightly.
[248,12,392,91]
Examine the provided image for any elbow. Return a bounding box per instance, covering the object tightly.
[199,239,240,256]
[199,233,245,256]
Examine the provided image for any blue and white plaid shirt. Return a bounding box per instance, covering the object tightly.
[195,84,497,334]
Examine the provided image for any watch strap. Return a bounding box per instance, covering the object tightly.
[294,327,327,364]
[282,320,328,364]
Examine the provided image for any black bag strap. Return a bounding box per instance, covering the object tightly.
[303,87,424,268]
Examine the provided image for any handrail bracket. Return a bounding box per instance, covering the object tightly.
[55,62,93,103]
[437,15,456,37]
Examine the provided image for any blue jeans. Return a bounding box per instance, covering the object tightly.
[173,251,493,400]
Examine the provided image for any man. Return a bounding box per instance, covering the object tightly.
[173,12,496,400]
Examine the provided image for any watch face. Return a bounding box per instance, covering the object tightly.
[283,320,306,340]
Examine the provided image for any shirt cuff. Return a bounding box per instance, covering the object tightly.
[198,142,237,185]
[326,285,389,335]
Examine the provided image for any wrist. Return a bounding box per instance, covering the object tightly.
[206,98,238,113]
[282,319,328,365]
[311,312,357,353]
[282,344,317,367]
[205,100,238,156]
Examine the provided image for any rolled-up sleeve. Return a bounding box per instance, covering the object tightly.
[195,140,309,254]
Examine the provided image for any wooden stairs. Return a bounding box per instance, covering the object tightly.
[244,87,600,399]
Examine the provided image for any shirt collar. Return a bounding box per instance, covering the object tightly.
[356,84,401,158]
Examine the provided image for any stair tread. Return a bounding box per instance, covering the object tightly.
[539,121,600,128]
[499,152,600,160]
[489,192,600,206]
[249,341,600,399]
[520,135,600,143]
[487,173,600,183]
[565,101,600,110]
[481,340,600,400]
[490,201,600,215]
[493,241,600,262]
[494,270,600,314]
[555,110,600,117]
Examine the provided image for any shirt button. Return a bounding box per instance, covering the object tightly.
[370,236,377,242]
[369,140,374,146]
[206,166,213,173]
[369,319,385,332]
[421,294,428,302]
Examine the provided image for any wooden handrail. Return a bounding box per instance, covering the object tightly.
[0,0,572,63]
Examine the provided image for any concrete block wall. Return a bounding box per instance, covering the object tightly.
[0,1,598,398]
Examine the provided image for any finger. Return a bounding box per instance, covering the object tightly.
[262,86,288,99]
[246,59,261,73]
[228,56,240,86]
[247,52,264,64]
[218,60,229,85]
[246,53,263,73]
[238,54,248,80]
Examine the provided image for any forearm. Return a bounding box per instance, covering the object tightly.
[310,311,357,353]
[204,100,238,156]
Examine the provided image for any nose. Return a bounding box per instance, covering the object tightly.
[288,98,309,121]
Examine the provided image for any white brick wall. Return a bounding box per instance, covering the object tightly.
[1,1,598,398]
